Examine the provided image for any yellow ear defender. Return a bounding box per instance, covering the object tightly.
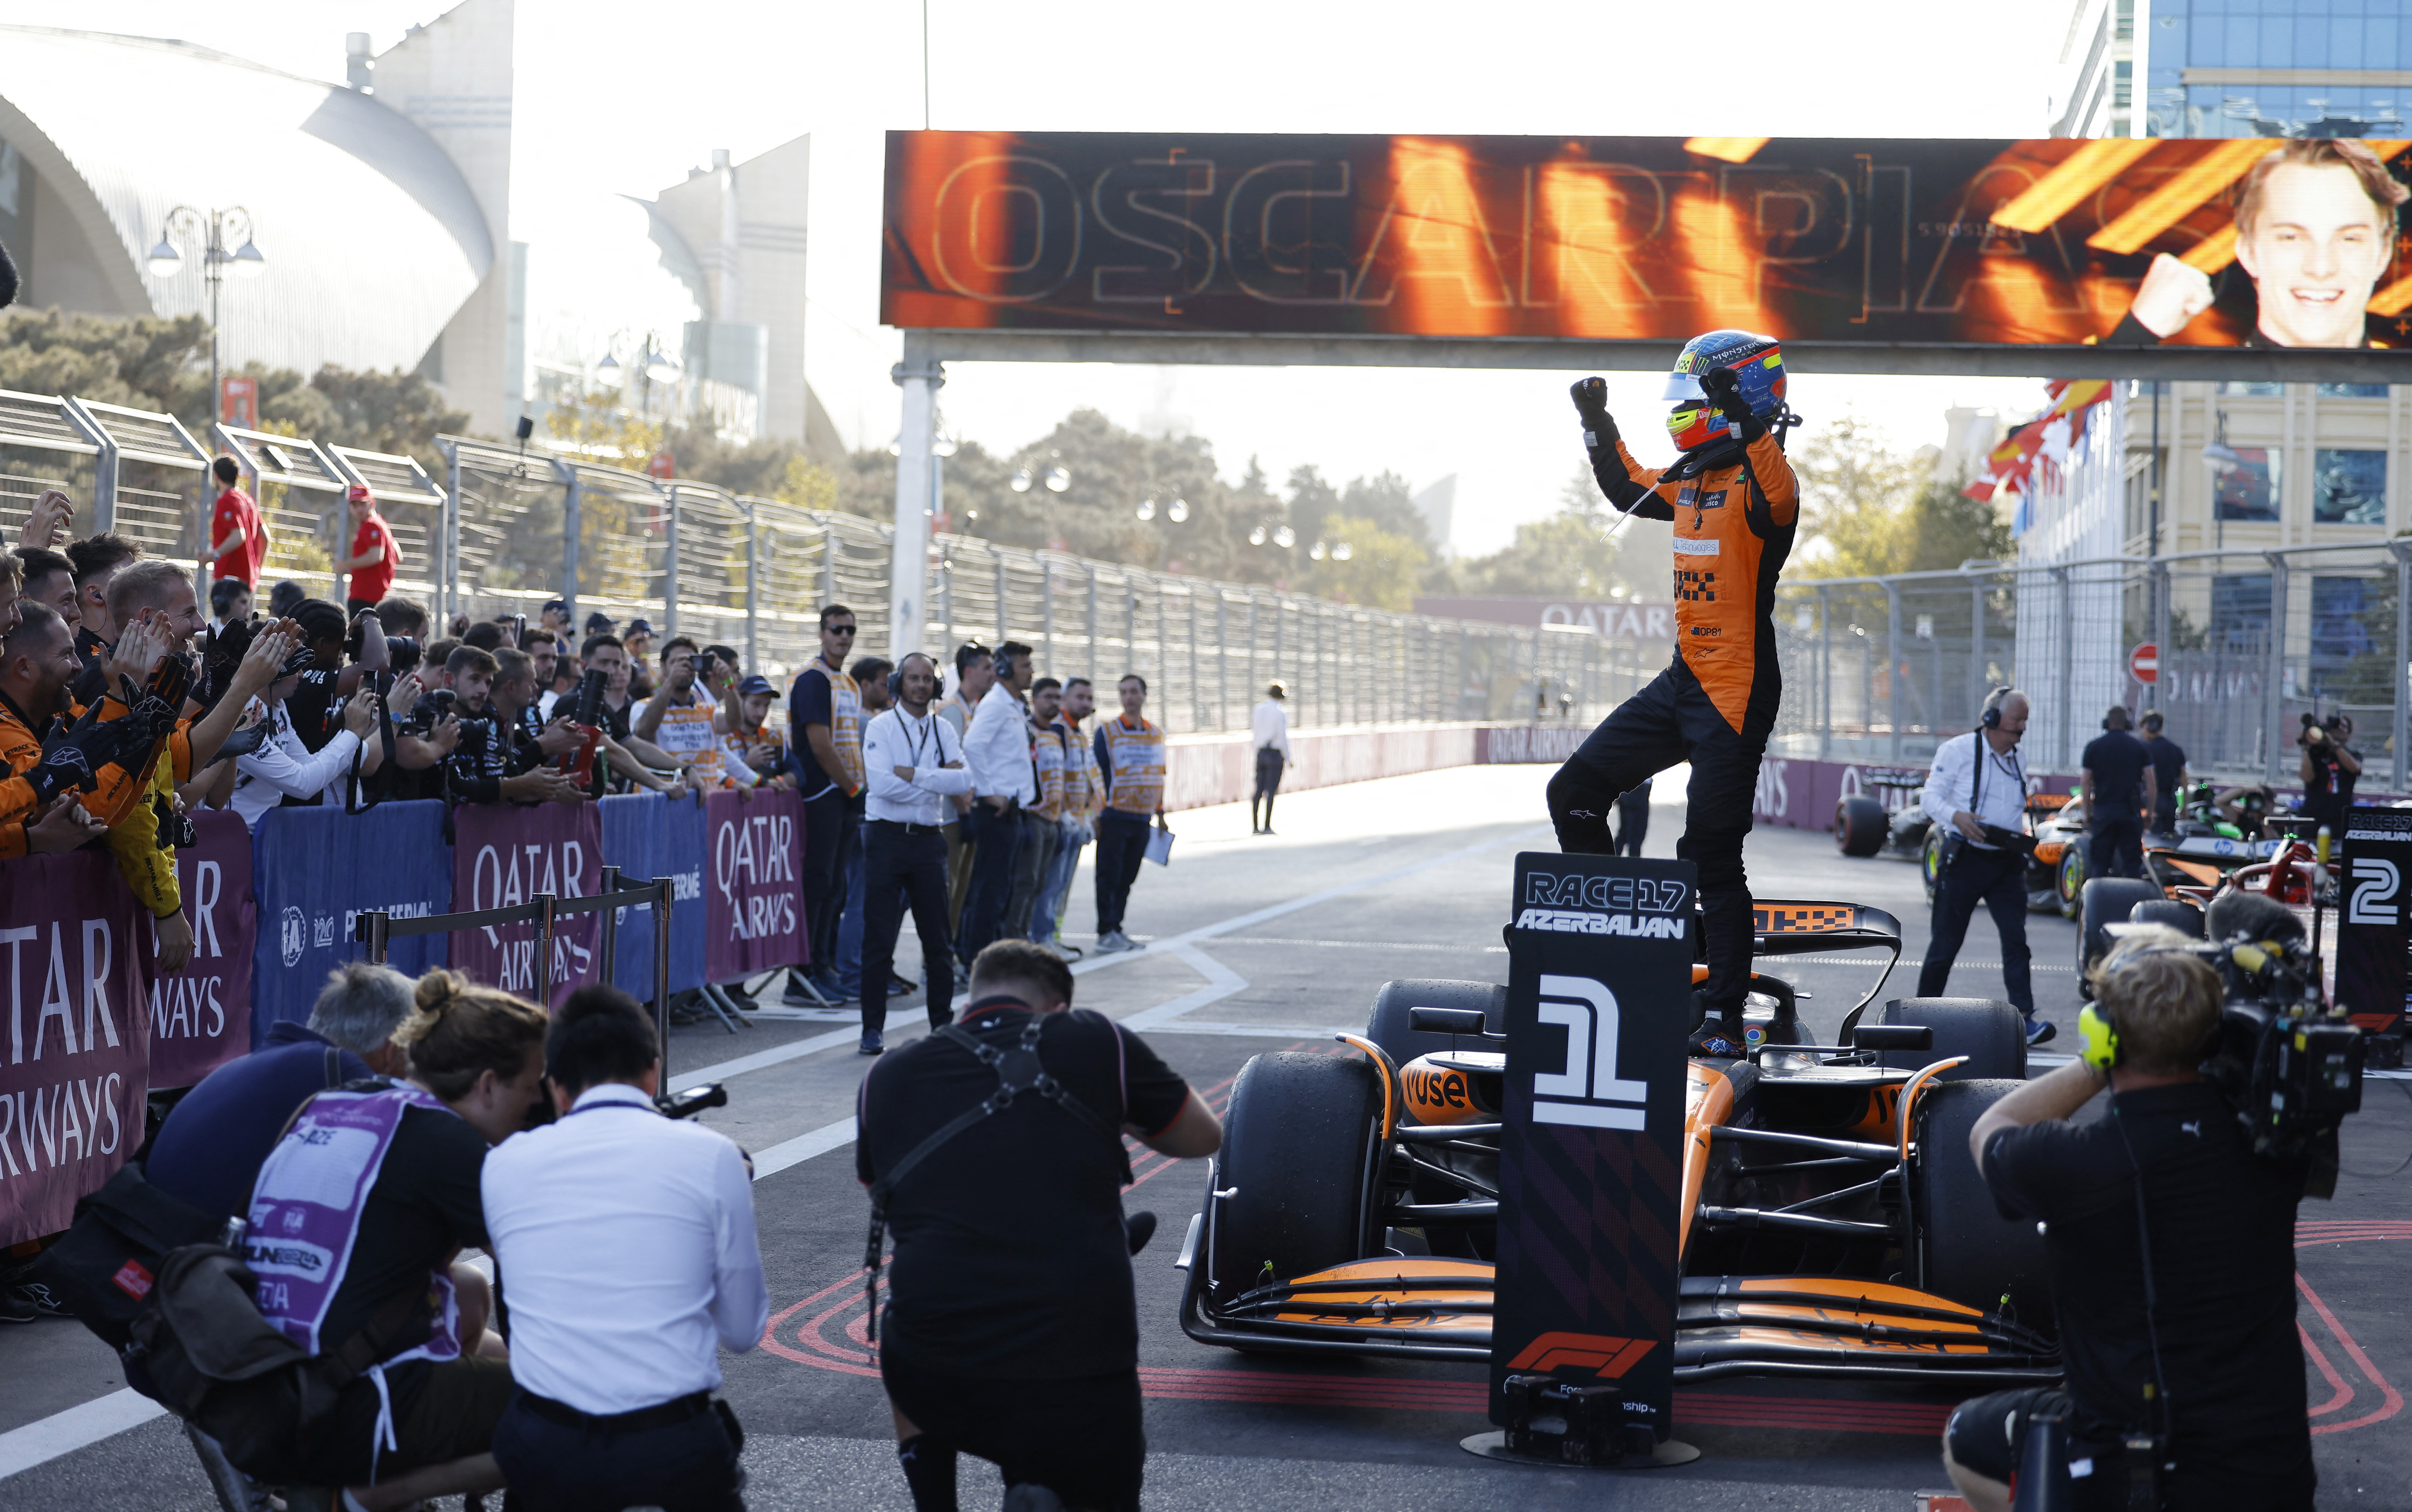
[2078,1003,2120,1071]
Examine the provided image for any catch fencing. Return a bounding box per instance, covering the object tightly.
[0,392,1626,738]
[1777,540,2412,787]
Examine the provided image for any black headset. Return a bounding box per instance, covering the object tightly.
[888,652,943,705]
[1979,685,2012,729]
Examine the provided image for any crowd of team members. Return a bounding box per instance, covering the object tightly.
[782,605,1174,1054]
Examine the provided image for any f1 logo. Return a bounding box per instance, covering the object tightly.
[1532,974,1647,1131]
[1506,1330,1658,1378]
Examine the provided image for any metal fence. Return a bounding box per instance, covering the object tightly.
[1776,540,2412,788]
[0,390,1624,740]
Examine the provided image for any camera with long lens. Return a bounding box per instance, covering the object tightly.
[2194,893,2365,1197]
[402,686,457,736]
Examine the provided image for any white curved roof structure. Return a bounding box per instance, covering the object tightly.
[0,26,493,376]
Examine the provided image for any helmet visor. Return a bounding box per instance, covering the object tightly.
[1661,371,1709,402]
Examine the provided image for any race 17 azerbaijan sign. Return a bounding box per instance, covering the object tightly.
[884,133,2412,352]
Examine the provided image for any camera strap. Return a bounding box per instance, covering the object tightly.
[860,1014,1132,1356]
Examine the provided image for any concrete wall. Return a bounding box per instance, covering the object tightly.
[1163,722,1484,811]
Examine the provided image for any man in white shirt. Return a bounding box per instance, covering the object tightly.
[936,642,994,951]
[1917,687,2051,1046]
[861,652,973,1054]
[483,985,768,1512]
[958,641,1037,961]
[1250,680,1291,835]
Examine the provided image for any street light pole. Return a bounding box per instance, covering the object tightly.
[147,207,264,427]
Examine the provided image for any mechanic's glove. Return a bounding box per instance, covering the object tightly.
[203,716,272,768]
[1568,377,1619,456]
[21,743,98,805]
[146,652,195,713]
[1699,364,1766,443]
[114,682,184,751]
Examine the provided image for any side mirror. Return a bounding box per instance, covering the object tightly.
[1850,1024,1935,1052]
[1410,1007,1488,1037]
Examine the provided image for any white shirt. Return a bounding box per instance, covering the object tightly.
[962,682,1037,805]
[1921,730,2031,850]
[1251,697,1290,756]
[864,705,970,825]
[231,700,362,831]
[480,1083,769,1416]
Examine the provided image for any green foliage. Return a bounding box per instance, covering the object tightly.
[1434,469,1655,601]
[1793,410,2010,579]
[1303,513,1428,609]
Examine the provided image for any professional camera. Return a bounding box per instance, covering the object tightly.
[568,667,607,729]
[400,687,457,737]
[2196,892,2365,1197]
[2297,710,2347,748]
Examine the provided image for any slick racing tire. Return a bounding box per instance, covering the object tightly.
[1914,1078,2054,1334]
[2055,844,2086,919]
[1366,979,1506,1069]
[2076,878,2165,1001]
[1878,997,2025,1081]
[2130,898,2204,938]
[1208,1051,1383,1299]
[1836,796,1888,858]
[1921,826,1948,905]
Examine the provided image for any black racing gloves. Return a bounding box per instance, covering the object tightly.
[1700,365,1766,444]
[1568,377,1619,457]
[24,744,96,806]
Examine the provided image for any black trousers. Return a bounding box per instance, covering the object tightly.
[1614,780,1653,857]
[1252,747,1285,830]
[802,787,859,976]
[882,1351,1144,1512]
[1917,841,2034,1014]
[491,1391,742,1512]
[862,821,956,1037]
[2088,809,2145,880]
[1094,811,1152,935]
[958,802,1026,960]
[1547,656,1774,1017]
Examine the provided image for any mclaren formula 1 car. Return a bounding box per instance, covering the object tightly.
[1177,901,2060,1385]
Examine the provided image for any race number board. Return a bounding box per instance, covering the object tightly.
[2338,806,2412,1036]
[1490,851,1696,1439]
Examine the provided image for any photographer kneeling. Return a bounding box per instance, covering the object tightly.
[482,986,768,1512]
[1942,926,2314,1512]
[861,940,1222,1512]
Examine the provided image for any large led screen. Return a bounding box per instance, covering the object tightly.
[882,133,2412,351]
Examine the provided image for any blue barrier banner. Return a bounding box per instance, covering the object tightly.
[599,793,663,993]
[661,793,708,994]
[250,801,451,1045]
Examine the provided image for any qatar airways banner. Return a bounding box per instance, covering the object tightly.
[148,812,256,1090]
[451,802,605,1007]
[886,133,2412,352]
[0,854,152,1246]
[703,789,803,982]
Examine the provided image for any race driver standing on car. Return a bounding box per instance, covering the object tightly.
[1553,330,1798,1057]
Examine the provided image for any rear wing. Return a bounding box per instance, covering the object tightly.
[1751,901,1903,1029]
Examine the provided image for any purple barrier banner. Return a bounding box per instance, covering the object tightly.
[149,811,256,1090]
[0,854,153,1246]
[1474,726,1589,765]
[452,803,605,1007]
[1751,753,2078,832]
[703,789,803,983]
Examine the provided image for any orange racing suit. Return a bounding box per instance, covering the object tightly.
[1547,429,1798,1024]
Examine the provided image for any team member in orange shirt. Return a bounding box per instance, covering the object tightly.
[1553,330,1801,1058]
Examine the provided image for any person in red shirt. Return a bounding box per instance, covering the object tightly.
[207,457,268,587]
[339,483,401,615]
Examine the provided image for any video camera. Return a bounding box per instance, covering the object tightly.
[2297,709,2349,748]
[2190,893,2364,1196]
[555,668,609,786]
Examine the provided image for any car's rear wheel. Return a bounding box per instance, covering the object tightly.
[1208,1052,1383,1300]
[2131,898,2204,938]
[1878,997,2025,1081]
[1921,826,1947,905]
[1914,1078,2053,1334]
[1836,795,1888,858]
[2055,843,2087,918]
[1366,979,1505,1070]
[2077,878,2165,1000]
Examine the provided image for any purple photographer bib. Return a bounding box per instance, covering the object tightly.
[245,1084,464,1363]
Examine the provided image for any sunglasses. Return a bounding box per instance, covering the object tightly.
[828,624,858,636]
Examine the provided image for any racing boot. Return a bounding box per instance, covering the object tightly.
[1690,1012,1746,1059]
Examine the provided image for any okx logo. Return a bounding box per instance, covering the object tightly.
[1506,1331,1658,1378]
[1531,974,1648,1131]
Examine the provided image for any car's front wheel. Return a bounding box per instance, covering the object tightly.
[1206,1051,1383,1302]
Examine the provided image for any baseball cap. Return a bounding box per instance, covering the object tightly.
[626,618,655,637]
[345,483,374,505]
[736,674,774,697]
[583,611,615,634]
[541,598,567,615]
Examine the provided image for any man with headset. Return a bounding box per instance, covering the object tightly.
[1943,926,2314,1512]
[859,652,970,1055]
[1918,688,2053,1046]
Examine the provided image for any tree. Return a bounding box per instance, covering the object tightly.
[1433,469,1664,601]
[1304,513,1427,610]
[1789,411,2009,580]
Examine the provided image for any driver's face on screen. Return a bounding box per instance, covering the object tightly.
[2236,161,2396,347]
